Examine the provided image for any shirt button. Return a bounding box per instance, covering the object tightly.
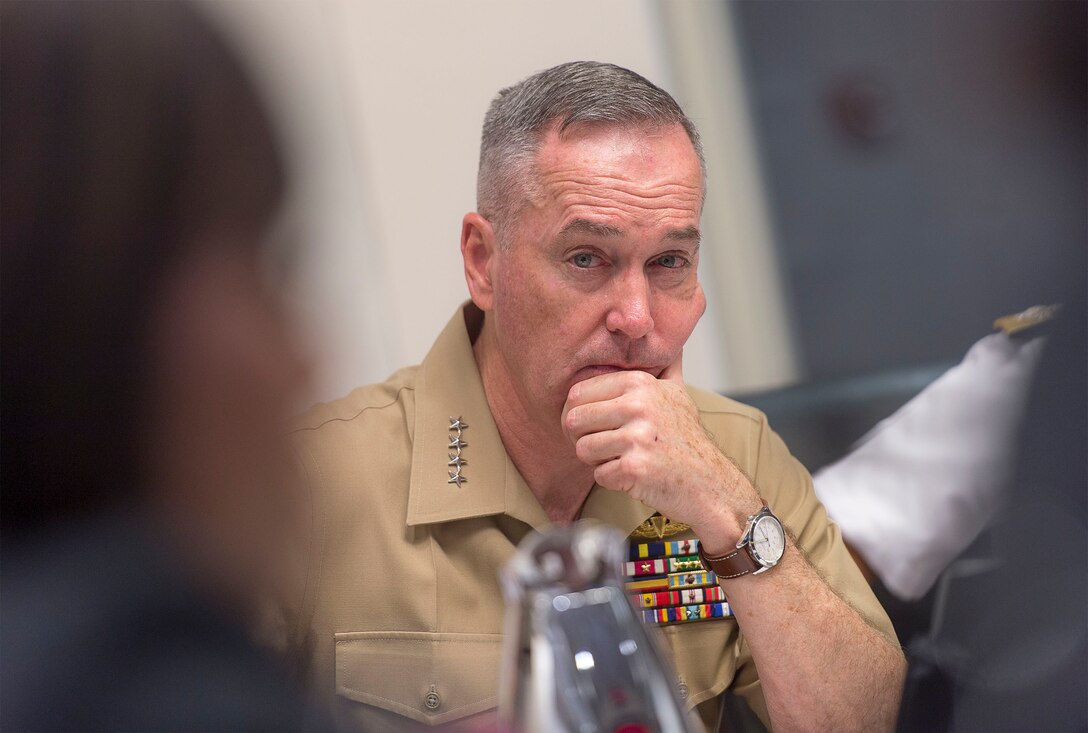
[424,684,441,711]
[678,680,689,701]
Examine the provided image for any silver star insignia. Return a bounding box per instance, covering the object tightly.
[448,416,469,432]
[448,435,467,450]
[447,453,467,468]
[447,470,467,486]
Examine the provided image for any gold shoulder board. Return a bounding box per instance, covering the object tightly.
[993,304,1060,336]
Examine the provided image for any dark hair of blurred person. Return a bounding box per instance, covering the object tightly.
[1,2,320,729]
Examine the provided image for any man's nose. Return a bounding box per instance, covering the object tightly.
[605,271,654,339]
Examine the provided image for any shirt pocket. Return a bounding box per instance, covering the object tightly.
[655,617,742,709]
[334,630,503,726]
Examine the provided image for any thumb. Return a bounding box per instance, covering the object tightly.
[660,350,684,384]
[560,393,577,443]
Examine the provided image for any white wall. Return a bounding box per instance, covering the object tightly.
[204,0,793,404]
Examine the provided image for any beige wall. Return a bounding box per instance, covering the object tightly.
[204,0,795,404]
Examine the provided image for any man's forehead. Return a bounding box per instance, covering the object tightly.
[557,217,702,245]
[500,121,704,240]
[533,127,703,218]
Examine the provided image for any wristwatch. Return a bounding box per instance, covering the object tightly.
[698,503,786,580]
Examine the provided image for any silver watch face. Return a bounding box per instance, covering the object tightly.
[750,515,785,567]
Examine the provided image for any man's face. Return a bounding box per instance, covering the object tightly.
[488,122,706,417]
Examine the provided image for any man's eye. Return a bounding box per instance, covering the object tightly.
[570,252,600,268]
[656,254,686,269]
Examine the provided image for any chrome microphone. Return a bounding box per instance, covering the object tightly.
[498,521,700,733]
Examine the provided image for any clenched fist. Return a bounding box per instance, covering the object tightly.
[561,356,761,554]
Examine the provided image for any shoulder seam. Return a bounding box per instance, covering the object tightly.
[697,405,763,424]
[293,384,415,434]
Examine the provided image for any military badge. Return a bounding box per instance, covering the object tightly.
[446,416,468,486]
[625,523,730,626]
[629,513,691,539]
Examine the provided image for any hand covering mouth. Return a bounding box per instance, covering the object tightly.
[572,363,666,381]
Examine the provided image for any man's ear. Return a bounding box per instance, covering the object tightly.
[461,212,498,311]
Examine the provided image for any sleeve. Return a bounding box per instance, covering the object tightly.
[812,332,1045,600]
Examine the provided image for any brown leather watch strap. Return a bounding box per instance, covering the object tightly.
[698,541,760,580]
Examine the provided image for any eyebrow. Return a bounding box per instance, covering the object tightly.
[558,218,702,246]
[558,218,623,238]
[664,225,702,245]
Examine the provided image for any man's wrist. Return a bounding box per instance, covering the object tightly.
[691,463,762,554]
[691,499,760,556]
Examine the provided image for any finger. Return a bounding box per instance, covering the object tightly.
[564,396,630,440]
[660,350,684,384]
[566,369,650,408]
[574,417,657,463]
[573,428,627,465]
[592,455,640,495]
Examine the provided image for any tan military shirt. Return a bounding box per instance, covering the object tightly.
[292,303,896,732]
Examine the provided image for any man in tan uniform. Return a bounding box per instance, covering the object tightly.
[292,62,905,732]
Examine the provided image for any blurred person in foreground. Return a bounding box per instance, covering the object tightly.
[291,61,904,732]
[1,2,319,730]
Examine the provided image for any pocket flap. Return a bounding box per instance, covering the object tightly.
[334,631,503,726]
[657,617,741,708]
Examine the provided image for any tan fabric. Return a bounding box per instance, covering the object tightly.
[292,303,897,732]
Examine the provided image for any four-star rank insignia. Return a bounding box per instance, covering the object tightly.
[446,416,468,486]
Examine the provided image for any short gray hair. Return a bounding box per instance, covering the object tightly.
[477,61,705,239]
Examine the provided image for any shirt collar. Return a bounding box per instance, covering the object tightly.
[406,302,656,537]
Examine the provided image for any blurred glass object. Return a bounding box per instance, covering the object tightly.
[499,522,699,733]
